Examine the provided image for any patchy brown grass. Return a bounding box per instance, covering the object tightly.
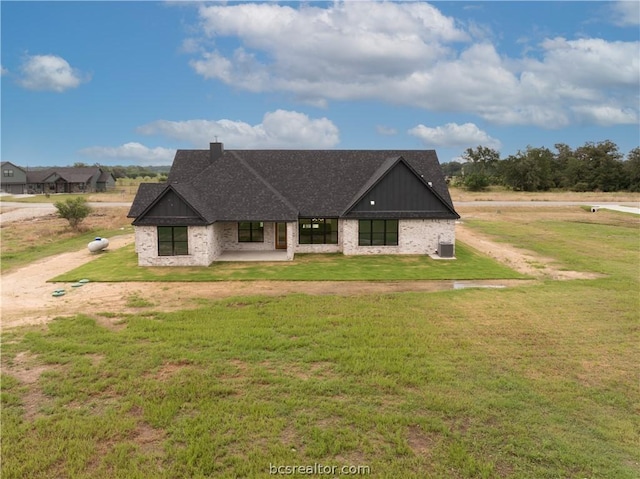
[3,351,63,421]
[147,360,194,382]
[1,207,131,257]
[450,186,640,203]
[406,424,438,457]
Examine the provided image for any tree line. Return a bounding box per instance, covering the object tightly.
[440,141,640,192]
[73,163,170,180]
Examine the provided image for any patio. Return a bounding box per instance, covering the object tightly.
[216,250,291,262]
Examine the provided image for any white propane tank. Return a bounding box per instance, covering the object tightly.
[88,237,109,252]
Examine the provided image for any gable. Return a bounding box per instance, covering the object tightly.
[133,187,208,226]
[345,160,454,218]
[145,189,200,218]
[42,172,60,183]
[1,162,27,183]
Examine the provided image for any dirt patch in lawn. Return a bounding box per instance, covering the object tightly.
[2,351,63,420]
[406,424,439,457]
[455,206,608,280]
[455,223,601,280]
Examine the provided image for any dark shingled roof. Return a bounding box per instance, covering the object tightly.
[129,148,459,223]
[97,170,114,183]
[128,183,168,218]
[26,167,102,184]
[26,169,58,183]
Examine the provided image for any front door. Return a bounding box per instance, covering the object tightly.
[275,222,287,249]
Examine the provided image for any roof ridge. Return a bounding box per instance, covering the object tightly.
[229,151,298,215]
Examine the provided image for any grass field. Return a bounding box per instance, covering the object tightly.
[448,186,640,203]
[1,210,639,478]
[51,243,525,283]
[0,207,132,273]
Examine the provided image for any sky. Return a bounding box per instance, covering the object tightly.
[1,1,639,166]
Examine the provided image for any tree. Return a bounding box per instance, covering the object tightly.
[552,143,575,188]
[573,140,625,191]
[501,146,554,191]
[461,146,500,191]
[54,197,92,230]
[624,147,640,192]
[440,161,463,178]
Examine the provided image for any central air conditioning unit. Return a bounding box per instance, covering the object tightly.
[437,242,454,258]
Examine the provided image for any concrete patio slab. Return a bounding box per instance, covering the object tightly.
[217,251,290,262]
[591,205,640,215]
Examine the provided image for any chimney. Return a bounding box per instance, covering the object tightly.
[210,142,224,163]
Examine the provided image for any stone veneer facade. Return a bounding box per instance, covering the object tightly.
[341,219,455,256]
[135,224,219,266]
[134,219,455,266]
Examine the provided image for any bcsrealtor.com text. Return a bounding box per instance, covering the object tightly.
[269,463,371,475]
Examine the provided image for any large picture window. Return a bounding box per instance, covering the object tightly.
[158,226,188,256]
[358,220,398,246]
[299,218,338,244]
[238,222,264,242]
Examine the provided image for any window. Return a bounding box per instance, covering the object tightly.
[298,218,338,244]
[238,222,264,242]
[3,169,13,177]
[158,226,188,256]
[358,220,398,246]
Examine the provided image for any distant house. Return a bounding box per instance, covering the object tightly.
[128,143,459,266]
[26,167,116,194]
[1,162,28,194]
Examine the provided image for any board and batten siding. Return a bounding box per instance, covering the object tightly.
[348,161,450,216]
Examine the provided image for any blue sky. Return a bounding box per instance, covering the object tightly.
[2,1,638,166]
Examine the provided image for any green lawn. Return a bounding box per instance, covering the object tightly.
[2,211,638,478]
[51,243,525,283]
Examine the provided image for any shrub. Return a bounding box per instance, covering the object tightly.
[54,197,92,230]
[463,173,491,191]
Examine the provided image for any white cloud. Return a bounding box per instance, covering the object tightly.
[610,1,640,27]
[408,122,501,149]
[18,54,88,92]
[530,37,638,90]
[137,110,339,149]
[183,3,639,129]
[80,142,176,165]
[191,2,467,101]
[1,65,8,76]
[571,105,638,126]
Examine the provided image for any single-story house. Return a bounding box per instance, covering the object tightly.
[1,161,28,194]
[127,143,460,266]
[26,167,116,194]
